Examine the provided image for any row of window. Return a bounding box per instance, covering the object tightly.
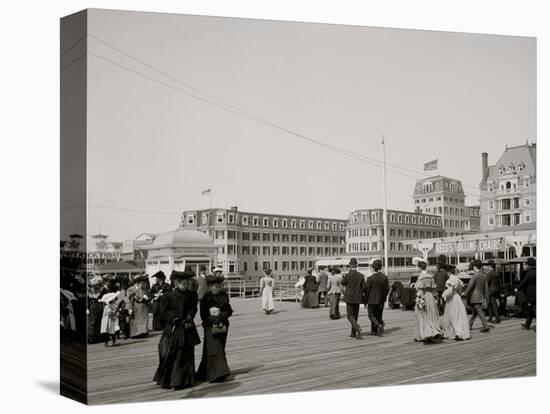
[416,181,463,194]
[233,245,345,256]
[348,241,414,253]
[212,231,345,244]
[185,211,345,231]
[348,227,445,239]
[243,260,316,273]
[415,196,464,205]
[487,197,532,211]
[487,212,532,227]
[351,211,441,226]
[486,177,531,192]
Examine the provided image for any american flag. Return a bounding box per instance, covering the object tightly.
[423,159,438,171]
[201,188,211,196]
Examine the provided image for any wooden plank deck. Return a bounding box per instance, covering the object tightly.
[87,298,536,405]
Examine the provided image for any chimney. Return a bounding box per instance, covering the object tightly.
[481,152,489,182]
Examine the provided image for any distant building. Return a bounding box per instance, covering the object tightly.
[346,208,444,268]
[464,205,481,234]
[121,233,158,264]
[413,175,478,236]
[180,206,347,278]
[479,142,536,232]
[86,233,123,271]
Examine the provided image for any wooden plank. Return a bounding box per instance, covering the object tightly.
[87,298,536,404]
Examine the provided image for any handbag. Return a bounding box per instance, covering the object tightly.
[210,324,227,336]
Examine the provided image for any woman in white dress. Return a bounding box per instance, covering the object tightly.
[413,257,443,343]
[442,267,471,340]
[260,269,275,314]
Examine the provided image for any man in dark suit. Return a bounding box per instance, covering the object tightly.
[341,258,366,339]
[434,255,449,315]
[485,259,502,324]
[317,266,329,307]
[516,257,536,331]
[364,259,390,336]
[463,259,490,333]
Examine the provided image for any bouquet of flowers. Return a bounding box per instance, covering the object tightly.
[415,291,426,311]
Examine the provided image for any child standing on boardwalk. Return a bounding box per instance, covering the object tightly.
[100,292,121,347]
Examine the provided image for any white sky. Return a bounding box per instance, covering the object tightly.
[76,9,535,242]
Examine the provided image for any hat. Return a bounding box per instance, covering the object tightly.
[100,292,120,304]
[171,270,195,281]
[205,274,225,284]
[212,266,223,273]
[349,258,358,267]
[526,257,536,267]
[367,257,382,266]
[60,289,76,302]
[371,259,383,271]
[89,276,103,286]
[102,273,115,281]
[412,257,427,266]
[486,259,496,268]
[306,268,314,275]
[437,254,448,265]
[152,270,166,280]
[264,268,272,275]
[133,274,149,283]
[471,259,482,269]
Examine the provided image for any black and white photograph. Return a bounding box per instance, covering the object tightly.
[2,1,547,413]
[58,7,539,405]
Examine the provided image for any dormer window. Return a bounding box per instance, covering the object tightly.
[498,166,505,174]
[518,162,525,171]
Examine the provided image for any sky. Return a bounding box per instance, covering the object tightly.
[68,9,536,243]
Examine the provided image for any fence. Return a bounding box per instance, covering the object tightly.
[224,278,301,302]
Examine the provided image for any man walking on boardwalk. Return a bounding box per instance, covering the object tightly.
[364,259,390,336]
[434,255,449,315]
[486,259,502,324]
[463,259,490,333]
[317,266,329,307]
[516,257,536,331]
[341,258,366,339]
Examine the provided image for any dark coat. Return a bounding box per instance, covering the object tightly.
[159,289,201,348]
[486,270,502,296]
[199,291,233,327]
[517,268,536,304]
[365,272,390,305]
[317,272,329,292]
[341,269,366,304]
[433,269,449,292]
[303,275,318,292]
[463,271,487,304]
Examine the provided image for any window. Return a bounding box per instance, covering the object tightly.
[252,232,260,241]
[488,200,494,210]
[282,218,288,228]
[262,247,270,256]
[291,219,297,229]
[263,217,269,227]
[317,221,322,229]
[216,213,224,223]
[272,246,280,255]
[273,218,279,227]
[272,234,280,242]
[242,215,248,226]
[187,214,195,225]
[524,177,531,188]
[202,213,209,225]
[340,223,345,231]
[300,220,305,229]
[308,220,314,229]
[254,262,258,271]
[243,262,248,272]
[263,233,270,242]
[488,215,495,226]
[325,222,330,230]
[252,217,259,226]
[332,222,337,231]
[227,214,234,224]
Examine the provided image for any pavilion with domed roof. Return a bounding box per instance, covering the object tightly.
[140,228,218,280]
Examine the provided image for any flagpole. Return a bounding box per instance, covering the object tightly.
[382,135,389,275]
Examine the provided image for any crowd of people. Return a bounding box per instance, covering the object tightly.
[60,252,536,392]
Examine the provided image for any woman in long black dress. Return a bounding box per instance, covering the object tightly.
[197,274,233,383]
[150,271,172,331]
[153,271,201,390]
[87,275,105,344]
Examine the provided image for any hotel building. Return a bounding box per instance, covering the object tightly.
[479,142,536,232]
[413,176,480,236]
[346,208,444,268]
[179,207,347,278]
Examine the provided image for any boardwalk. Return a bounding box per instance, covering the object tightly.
[87,298,536,405]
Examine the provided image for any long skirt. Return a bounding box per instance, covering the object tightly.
[262,286,275,312]
[154,343,196,389]
[329,293,341,319]
[415,291,442,341]
[152,301,163,331]
[130,302,149,338]
[197,328,230,382]
[302,291,319,308]
[88,301,104,344]
[442,293,471,340]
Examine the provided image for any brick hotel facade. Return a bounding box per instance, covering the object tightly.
[180,207,347,278]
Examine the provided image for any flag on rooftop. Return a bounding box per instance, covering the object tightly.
[201,188,212,196]
[423,159,438,171]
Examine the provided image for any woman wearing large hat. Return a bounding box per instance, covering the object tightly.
[128,274,151,338]
[301,268,319,309]
[412,257,443,343]
[196,273,233,383]
[154,271,201,390]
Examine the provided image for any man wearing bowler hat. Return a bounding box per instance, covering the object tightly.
[516,257,536,331]
[364,259,390,336]
[341,258,366,339]
[486,259,502,324]
[463,259,490,333]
